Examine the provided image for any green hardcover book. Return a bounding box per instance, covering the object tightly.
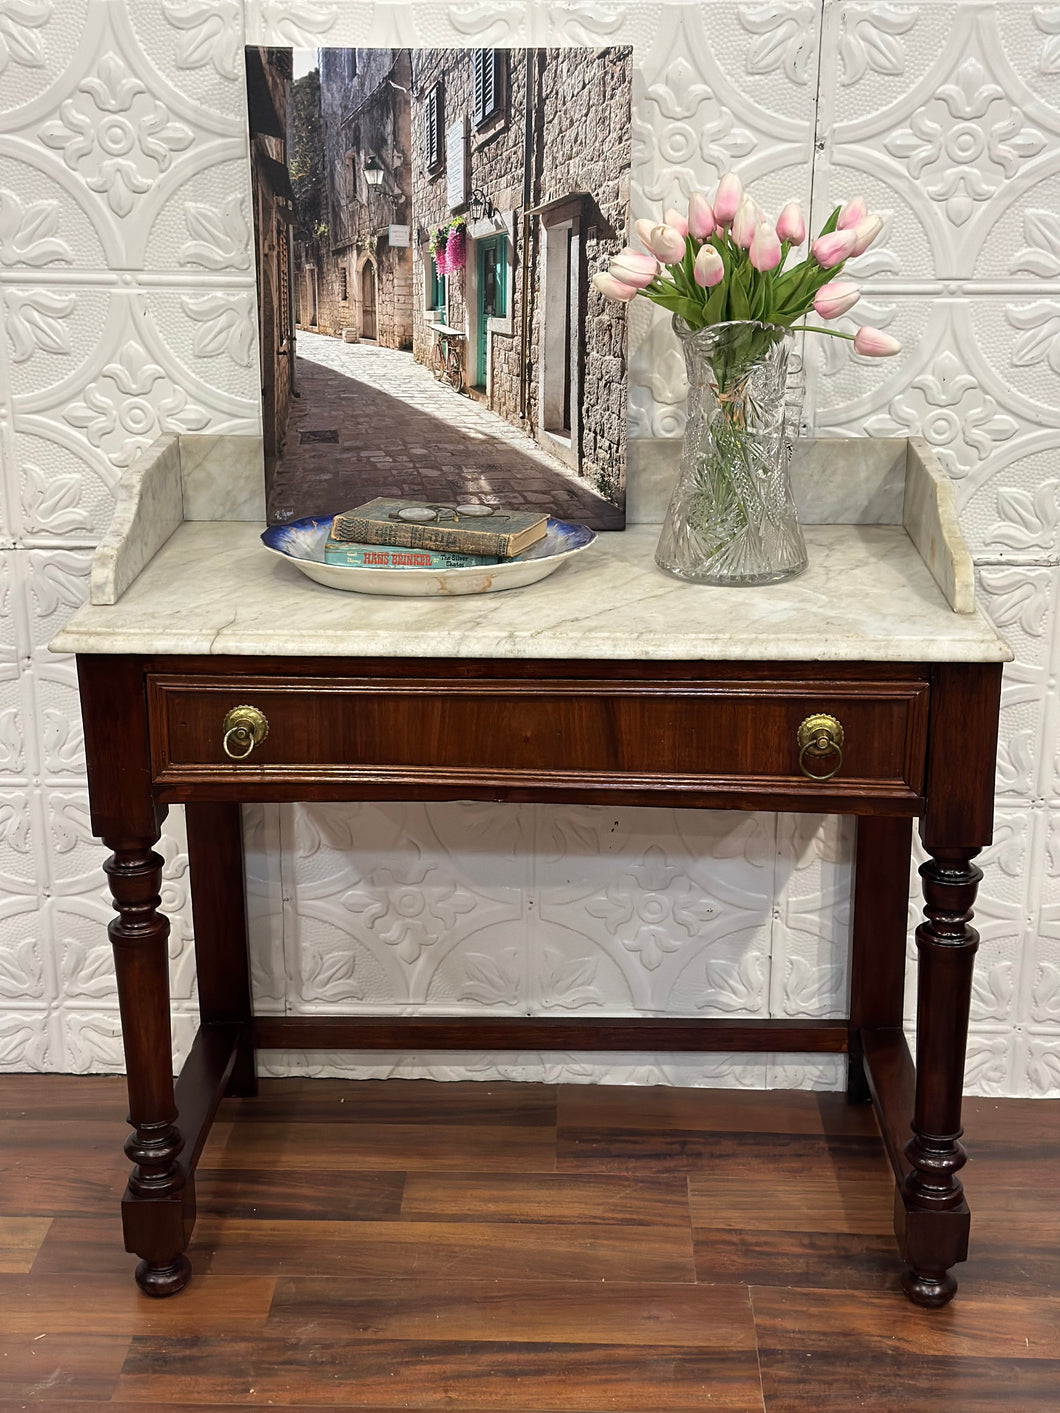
[324,540,499,569]
[331,499,548,558]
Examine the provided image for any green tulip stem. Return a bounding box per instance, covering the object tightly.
[790,325,857,340]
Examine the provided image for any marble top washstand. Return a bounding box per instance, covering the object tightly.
[53,434,1009,666]
[55,432,1012,1311]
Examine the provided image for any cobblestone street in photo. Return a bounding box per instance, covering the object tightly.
[267,331,625,529]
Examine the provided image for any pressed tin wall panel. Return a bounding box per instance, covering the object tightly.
[807,0,1060,1097]
[0,0,1057,1095]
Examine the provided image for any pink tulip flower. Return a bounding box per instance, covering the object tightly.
[853,326,901,356]
[592,271,639,302]
[813,279,860,319]
[811,228,857,267]
[731,195,758,249]
[837,196,868,230]
[849,213,884,256]
[688,191,716,240]
[634,217,658,251]
[693,245,725,287]
[713,173,743,226]
[749,222,782,272]
[664,207,689,237]
[609,248,661,288]
[776,201,805,245]
[648,223,688,264]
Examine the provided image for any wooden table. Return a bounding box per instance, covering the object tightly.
[58,519,1008,1307]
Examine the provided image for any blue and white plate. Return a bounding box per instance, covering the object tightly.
[261,516,596,596]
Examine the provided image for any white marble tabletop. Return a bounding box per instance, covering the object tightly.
[52,521,1010,663]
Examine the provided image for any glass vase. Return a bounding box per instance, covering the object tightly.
[654,318,808,586]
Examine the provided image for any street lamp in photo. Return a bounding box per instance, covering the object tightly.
[468,188,495,222]
[363,155,386,188]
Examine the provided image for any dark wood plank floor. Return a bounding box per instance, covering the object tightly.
[1,1075,1057,1411]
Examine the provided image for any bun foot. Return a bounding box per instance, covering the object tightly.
[135,1254,192,1298]
[901,1267,957,1308]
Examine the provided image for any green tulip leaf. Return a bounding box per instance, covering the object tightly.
[703,282,727,323]
[729,266,751,321]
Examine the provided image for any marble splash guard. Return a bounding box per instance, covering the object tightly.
[86,432,975,618]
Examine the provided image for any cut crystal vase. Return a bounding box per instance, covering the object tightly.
[654,318,808,586]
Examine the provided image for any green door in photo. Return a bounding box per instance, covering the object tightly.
[476,234,507,388]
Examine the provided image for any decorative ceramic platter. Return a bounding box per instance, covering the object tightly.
[261,516,596,597]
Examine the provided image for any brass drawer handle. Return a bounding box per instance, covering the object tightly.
[222,705,269,760]
[797,713,844,781]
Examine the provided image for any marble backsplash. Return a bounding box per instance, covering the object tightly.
[90,432,972,616]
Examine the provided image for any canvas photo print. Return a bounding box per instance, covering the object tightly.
[245,45,633,532]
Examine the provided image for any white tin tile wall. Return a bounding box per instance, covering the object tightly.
[0,0,1055,1096]
[808,0,1060,1098]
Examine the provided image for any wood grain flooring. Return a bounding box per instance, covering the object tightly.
[0,1074,1057,1411]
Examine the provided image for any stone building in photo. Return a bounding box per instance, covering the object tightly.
[245,46,295,474]
[409,47,632,510]
[277,45,631,515]
[298,48,414,347]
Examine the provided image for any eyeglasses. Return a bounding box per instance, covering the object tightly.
[390,503,509,523]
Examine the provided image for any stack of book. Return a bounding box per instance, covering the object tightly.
[324,498,549,569]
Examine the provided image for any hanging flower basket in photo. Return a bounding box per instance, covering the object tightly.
[445,220,466,272]
[429,223,450,274]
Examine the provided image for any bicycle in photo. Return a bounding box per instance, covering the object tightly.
[428,323,466,393]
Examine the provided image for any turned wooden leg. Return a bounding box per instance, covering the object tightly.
[105,840,192,1297]
[898,846,981,1308]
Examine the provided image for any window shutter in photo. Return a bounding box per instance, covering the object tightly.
[473,50,485,125]
[425,86,442,169]
[425,88,435,166]
[473,49,500,126]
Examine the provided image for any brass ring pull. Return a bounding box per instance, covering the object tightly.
[222,705,269,761]
[797,713,845,782]
[223,725,255,759]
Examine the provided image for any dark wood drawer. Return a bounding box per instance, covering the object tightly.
[147,673,929,805]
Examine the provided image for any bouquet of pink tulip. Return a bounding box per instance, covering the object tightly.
[606,175,902,587]
[593,172,900,359]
